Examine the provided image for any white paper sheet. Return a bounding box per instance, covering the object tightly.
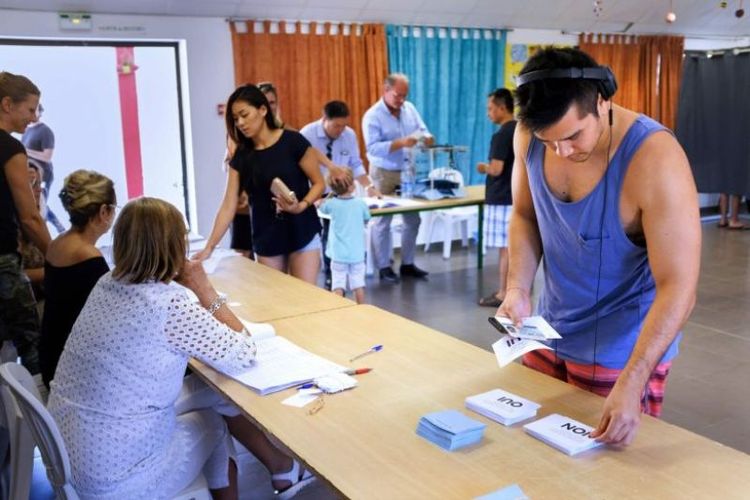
[229,336,345,395]
[492,334,551,368]
[282,388,323,407]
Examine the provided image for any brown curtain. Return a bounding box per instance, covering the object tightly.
[231,21,388,153]
[654,36,684,131]
[579,34,684,130]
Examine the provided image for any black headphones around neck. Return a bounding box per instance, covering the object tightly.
[516,66,618,101]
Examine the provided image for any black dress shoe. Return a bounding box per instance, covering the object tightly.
[379,267,401,284]
[400,264,429,278]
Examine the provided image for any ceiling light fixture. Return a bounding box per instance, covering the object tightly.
[665,0,677,23]
[593,0,603,17]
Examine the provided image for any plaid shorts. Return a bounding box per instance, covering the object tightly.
[484,204,512,248]
[522,349,672,417]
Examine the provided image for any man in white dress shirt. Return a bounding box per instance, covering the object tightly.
[300,100,379,289]
[362,73,433,284]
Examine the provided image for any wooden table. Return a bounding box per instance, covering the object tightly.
[370,185,486,268]
[208,256,355,323]
[193,305,750,499]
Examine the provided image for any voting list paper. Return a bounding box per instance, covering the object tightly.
[227,336,345,395]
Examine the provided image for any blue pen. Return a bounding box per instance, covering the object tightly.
[349,344,383,362]
[298,383,316,390]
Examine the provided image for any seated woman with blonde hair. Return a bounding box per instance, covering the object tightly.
[40,169,114,387]
[48,197,313,500]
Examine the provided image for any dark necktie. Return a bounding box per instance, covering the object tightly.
[326,139,334,160]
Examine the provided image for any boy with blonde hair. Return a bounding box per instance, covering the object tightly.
[318,170,371,303]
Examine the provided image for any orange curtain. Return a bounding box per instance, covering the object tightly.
[579,34,684,130]
[580,34,645,113]
[231,21,388,150]
[654,36,684,131]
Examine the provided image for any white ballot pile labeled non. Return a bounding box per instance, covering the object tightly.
[523,413,603,456]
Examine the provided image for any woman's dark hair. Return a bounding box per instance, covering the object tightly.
[224,84,279,149]
[516,47,601,133]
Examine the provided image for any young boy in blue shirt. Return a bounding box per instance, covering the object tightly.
[318,171,371,304]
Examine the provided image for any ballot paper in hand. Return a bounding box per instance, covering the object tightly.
[523,413,603,456]
[489,315,562,341]
[492,334,551,368]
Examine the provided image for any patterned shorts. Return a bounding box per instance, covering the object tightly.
[0,253,40,374]
[522,349,672,417]
[484,204,512,248]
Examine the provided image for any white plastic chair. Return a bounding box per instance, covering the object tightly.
[0,362,77,499]
[0,342,35,500]
[0,362,213,500]
[422,168,478,259]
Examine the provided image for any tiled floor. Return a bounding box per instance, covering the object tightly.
[361,219,750,455]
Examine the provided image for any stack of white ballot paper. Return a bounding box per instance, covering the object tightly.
[523,413,604,456]
[465,389,540,426]
[222,319,345,395]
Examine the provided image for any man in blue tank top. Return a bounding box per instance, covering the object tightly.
[498,47,701,447]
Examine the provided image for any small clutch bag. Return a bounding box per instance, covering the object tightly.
[270,177,297,204]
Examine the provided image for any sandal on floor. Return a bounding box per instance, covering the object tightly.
[718,221,728,228]
[478,293,503,308]
[273,459,316,499]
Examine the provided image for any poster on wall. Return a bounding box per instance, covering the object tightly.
[504,44,572,90]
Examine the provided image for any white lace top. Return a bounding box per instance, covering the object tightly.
[47,272,256,498]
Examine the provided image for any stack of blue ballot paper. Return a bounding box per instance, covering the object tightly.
[416,409,486,451]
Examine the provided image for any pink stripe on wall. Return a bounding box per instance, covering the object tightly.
[116,47,144,198]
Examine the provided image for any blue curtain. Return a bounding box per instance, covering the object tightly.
[387,25,506,185]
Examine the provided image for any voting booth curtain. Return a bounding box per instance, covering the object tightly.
[230,20,388,145]
[676,52,750,194]
[386,25,507,186]
[579,34,684,131]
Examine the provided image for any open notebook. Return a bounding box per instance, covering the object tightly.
[220,319,345,395]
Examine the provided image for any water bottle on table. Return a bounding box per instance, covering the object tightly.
[400,165,415,199]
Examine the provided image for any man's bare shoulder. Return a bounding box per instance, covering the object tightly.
[513,123,532,162]
[626,127,695,205]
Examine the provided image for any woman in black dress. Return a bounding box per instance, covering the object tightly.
[40,169,115,387]
[196,85,324,284]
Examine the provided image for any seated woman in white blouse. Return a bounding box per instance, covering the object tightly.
[48,197,313,500]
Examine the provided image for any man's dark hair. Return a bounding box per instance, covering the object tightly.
[488,88,514,114]
[323,100,350,119]
[516,47,602,132]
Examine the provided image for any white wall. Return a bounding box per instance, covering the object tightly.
[0,9,235,237]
